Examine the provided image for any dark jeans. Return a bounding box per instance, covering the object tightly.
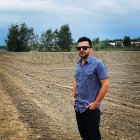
[75,109,101,140]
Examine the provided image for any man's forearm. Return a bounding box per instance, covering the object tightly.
[87,78,110,110]
[95,78,110,104]
[72,80,77,105]
[72,80,77,97]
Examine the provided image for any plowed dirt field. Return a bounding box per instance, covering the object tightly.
[0,52,140,140]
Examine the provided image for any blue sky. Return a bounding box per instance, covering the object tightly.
[0,0,140,45]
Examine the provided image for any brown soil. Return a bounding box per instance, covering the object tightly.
[0,52,140,140]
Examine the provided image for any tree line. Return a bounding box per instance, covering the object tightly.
[5,23,140,52]
[5,23,73,52]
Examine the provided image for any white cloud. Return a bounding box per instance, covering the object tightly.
[0,0,90,16]
[1,0,140,19]
[88,0,140,15]
[0,0,51,12]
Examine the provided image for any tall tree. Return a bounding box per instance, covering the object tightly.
[40,28,54,51]
[29,34,39,50]
[92,38,99,46]
[92,38,100,51]
[123,36,131,47]
[53,29,59,51]
[5,23,35,52]
[57,24,73,52]
[5,24,19,51]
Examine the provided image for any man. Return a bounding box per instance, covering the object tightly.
[73,37,110,140]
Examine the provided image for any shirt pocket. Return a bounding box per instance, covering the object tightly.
[84,71,97,85]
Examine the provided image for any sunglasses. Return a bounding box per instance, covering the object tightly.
[76,46,91,51]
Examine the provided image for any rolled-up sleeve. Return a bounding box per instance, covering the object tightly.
[96,60,108,80]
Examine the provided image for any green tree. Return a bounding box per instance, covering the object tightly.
[123,36,131,47]
[92,38,100,51]
[57,24,73,52]
[53,29,59,51]
[92,38,99,46]
[26,31,39,51]
[101,39,110,49]
[29,34,39,51]
[5,24,19,51]
[5,23,35,52]
[40,28,59,52]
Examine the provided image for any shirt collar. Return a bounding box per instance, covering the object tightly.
[77,55,95,64]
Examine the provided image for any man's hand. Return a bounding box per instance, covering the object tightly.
[72,80,77,105]
[86,101,99,110]
[86,78,110,110]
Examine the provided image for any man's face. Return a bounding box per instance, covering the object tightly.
[77,41,92,59]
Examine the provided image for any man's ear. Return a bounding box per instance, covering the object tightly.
[90,48,93,53]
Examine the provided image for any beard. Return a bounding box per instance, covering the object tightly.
[79,53,89,59]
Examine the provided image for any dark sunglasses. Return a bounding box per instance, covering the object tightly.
[76,46,91,51]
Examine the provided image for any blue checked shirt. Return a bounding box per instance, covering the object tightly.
[74,55,108,113]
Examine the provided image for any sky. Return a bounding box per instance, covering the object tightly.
[0,0,140,45]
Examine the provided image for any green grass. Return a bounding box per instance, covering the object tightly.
[99,47,140,51]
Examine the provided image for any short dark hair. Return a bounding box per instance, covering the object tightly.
[77,36,92,47]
